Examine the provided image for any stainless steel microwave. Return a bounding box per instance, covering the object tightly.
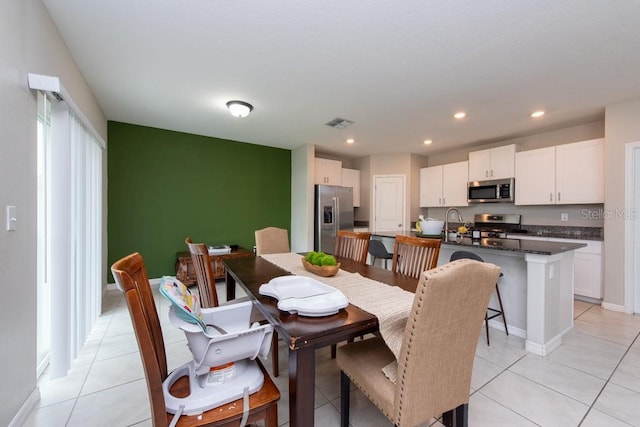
[467,178,515,203]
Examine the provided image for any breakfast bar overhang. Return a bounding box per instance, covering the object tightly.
[375,231,587,356]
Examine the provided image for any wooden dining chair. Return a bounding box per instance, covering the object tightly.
[392,235,442,279]
[186,237,281,378]
[337,259,501,427]
[111,252,280,427]
[255,227,290,255]
[329,230,372,357]
[334,230,371,263]
[184,237,219,308]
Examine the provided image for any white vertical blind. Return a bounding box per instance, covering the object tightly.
[69,111,103,362]
[37,88,103,379]
[36,91,52,376]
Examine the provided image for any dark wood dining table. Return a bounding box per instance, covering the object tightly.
[224,255,418,427]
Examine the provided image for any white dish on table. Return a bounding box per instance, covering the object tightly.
[259,275,348,317]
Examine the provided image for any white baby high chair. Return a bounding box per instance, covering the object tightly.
[159,277,273,417]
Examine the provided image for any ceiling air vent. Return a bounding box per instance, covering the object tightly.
[325,118,354,129]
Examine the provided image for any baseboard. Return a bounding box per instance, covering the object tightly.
[601,301,625,313]
[574,295,602,305]
[105,277,162,291]
[9,387,40,427]
[488,319,526,339]
[526,333,563,356]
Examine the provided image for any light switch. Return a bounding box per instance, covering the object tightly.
[6,206,16,231]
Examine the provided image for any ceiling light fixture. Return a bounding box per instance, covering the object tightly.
[423,139,433,145]
[346,138,355,144]
[226,100,253,118]
[531,110,545,118]
[454,112,466,119]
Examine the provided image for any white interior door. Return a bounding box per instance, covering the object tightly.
[625,141,640,314]
[633,144,640,313]
[373,175,405,232]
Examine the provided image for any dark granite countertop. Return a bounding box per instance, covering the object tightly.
[442,236,586,255]
[371,230,586,255]
[427,221,603,241]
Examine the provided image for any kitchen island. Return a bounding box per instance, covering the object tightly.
[372,230,586,356]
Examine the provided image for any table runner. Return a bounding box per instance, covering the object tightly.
[261,253,414,361]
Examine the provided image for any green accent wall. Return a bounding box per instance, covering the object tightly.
[107,121,291,280]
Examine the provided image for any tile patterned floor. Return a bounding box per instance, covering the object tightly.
[24,284,640,426]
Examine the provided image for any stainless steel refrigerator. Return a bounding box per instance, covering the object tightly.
[314,185,354,253]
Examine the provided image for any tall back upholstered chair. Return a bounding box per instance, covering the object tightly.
[255,227,290,255]
[184,237,218,308]
[450,250,508,345]
[392,235,442,278]
[253,227,290,378]
[111,252,279,427]
[337,259,501,427]
[334,230,371,263]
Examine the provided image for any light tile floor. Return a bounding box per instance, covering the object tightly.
[24,286,640,426]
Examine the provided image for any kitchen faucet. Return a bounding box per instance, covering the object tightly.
[444,207,463,242]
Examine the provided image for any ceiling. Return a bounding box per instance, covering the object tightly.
[42,0,640,158]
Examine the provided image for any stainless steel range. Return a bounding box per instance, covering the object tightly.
[473,214,522,239]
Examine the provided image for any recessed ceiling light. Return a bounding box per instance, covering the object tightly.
[531,110,545,118]
[454,112,466,119]
[346,138,355,144]
[423,139,433,145]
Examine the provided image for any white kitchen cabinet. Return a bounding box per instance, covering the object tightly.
[510,235,602,299]
[514,146,556,205]
[515,138,604,205]
[468,144,517,181]
[420,166,442,207]
[420,161,468,207]
[315,158,342,185]
[341,168,360,207]
[556,138,604,204]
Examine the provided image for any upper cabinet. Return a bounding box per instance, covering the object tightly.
[341,168,361,207]
[555,138,604,204]
[515,138,604,205]
[468,144,517,181]
[420,161,469,207]
[514,147,556,205]
[315,158,342,185]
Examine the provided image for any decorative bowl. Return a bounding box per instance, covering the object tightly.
[301,257,341,277]
[419,219,444,235]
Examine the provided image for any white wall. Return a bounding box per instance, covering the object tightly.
[604,97,640,308]
[291,144,314,252]
[367,153,428,229]
[353,156,371,222]
[0,1,106,424]
[427,120,605,166]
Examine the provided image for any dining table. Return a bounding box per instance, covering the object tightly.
[224,255,418,427]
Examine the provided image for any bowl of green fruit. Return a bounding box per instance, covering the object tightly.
[301,252,341,277]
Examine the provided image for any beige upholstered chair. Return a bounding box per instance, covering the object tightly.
[255,227,290,255]
[450,250,508,346]
[334,230,371,263]
[337,259,501,427]
[254,227,289,377]
[392,235,441,279]
[184,237,219,308]
[111,252,280,427]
